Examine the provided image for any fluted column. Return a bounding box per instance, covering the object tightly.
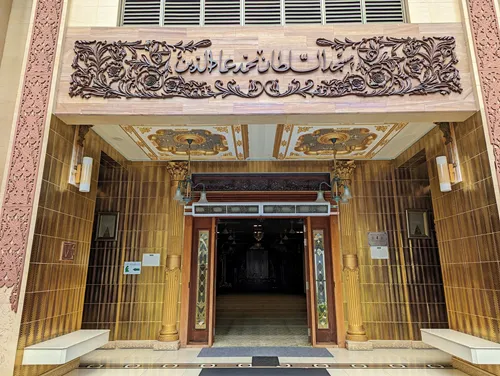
[343,254,368,341]
[336,161,369,345]
[158,162,188,345]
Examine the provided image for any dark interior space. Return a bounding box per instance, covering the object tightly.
[216,218,306,295]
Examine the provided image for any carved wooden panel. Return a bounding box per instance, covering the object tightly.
[69,37,462,99]
[56,25,476,123]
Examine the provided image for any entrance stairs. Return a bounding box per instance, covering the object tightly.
[214,294,309,347]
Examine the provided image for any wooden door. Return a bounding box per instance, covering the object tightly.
[187,217,216,344]
[306,216,338,344]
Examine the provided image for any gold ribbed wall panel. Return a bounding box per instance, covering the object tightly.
[81,156,128,339]
[346,160,448,340]
[396,113,500,376]
[114,163,170,340]
[14,117,126,376]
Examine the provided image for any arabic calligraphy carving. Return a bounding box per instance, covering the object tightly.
[70,36,462,100]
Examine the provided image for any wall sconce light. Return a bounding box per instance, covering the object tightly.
[436,156,452,192]
[435,122,462,192]
[79,157,93,193]
[69,125,93,192]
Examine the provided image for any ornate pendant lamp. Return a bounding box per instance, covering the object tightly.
[316,138,353,204]
[173,138,208,205]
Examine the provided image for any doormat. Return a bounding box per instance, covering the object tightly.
[252,356,280,366]
[198,347,333,358]
[200,369,329,375]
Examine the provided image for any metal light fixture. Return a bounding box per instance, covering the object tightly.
[79,157,93,193]
[316,138,352,204]
[174,138,208,205]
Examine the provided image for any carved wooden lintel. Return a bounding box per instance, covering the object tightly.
[69,37,462,100]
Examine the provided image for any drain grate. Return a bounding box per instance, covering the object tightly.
[252,356,280,367]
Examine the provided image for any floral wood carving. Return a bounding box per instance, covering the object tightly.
[467,0,500,183]
[69,37,462,99]
[0,0,64,312]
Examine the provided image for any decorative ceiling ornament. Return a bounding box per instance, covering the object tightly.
[274,123,407,160]
[69,37,462,100]
[121,125,248,161]
[316,138,353,204]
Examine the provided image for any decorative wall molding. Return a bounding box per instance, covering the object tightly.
[69,37,462,100]
[166,162,188,182]
[0,0,64,313]
[467,0,500,186]
[191,173,331,192]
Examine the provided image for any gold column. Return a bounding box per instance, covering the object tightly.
[343,254,368,342]
[158,162,188,344]
[337,162,369,345]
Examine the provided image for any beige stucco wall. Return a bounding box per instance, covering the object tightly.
[66,0,462,27]
[0,0,13,62]
[0,0,34,184]
[67,0,120,27]
[406,0,462,23]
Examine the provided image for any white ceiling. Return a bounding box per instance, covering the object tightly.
[92,122,436,162]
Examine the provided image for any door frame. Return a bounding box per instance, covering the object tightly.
[180,214,345,347]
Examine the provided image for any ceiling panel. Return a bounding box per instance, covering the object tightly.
[120,124,249,161]
[273,123,409,160]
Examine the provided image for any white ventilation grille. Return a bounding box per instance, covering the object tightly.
[123,0,162,26]
[325,0,362,23]
[164,0,201,25]
[364,0,404,23]
[284,0,322,24]
[244,0,281,25]
[205,0,241,25]
[190,202,333,217]
[122,0,406,26]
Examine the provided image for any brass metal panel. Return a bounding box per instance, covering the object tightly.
[14,116,126,376]
[396,113,500,376]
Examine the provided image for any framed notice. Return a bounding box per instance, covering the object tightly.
[95,212,119,241]
[406,209,430,239]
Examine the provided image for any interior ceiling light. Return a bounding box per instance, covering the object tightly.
[316,138,352,204]
[174,138,208,205]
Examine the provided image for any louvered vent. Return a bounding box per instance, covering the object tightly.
[164,0,201,25]
[205,0,241,25]
[244,0,281,25]
[364,0,404,23]
[123,0,162,25]
[121,0,406,26]
[285,0,322,24]
[325,0,362,23]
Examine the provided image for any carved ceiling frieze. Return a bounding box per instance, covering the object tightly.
[121,125,249,161]
[69,36,462,100]
[273,123,407,160]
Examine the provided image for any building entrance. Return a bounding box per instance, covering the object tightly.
[182,213,342,348]
[214,218,308,346]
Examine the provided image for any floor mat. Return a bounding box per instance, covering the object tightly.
[198,347,332,358]
[200,369,329,375]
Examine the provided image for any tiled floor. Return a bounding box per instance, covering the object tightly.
[66,348,467,375]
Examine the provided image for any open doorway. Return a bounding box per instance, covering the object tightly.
[214,218,309,347]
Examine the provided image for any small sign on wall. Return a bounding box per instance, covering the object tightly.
[368,232,389,260]
[124,261,141,275]
[142,254,160,267]
[60,241,76,262]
